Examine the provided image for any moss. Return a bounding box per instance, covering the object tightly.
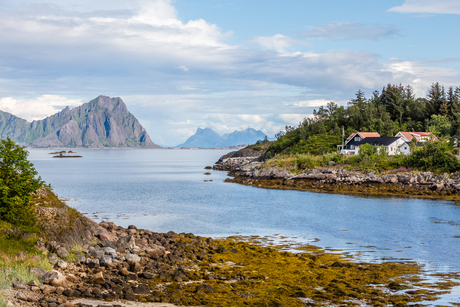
[128,234,459,306]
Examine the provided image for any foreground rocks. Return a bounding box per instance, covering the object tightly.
[7,222,231,306]
[5,219,460,307]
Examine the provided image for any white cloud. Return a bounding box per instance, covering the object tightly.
[381,58,460,96]
[277,114,307,125]
[296,99,330,107]
[303,22,398,40]
[249,34,310,53]
[178,66,189,72]
[0,95,83,121]
[388,0,460,14]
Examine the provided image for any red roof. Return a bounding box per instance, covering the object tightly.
[396,132,437,142]
[346,132,381,141]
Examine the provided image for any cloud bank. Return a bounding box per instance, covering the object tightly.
[0,0,459,145]
[388,0,460,14]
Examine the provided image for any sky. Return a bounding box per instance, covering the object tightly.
[0,0,459,146]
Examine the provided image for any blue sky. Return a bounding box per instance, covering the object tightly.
[0,0,459,146]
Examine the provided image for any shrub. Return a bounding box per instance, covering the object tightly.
[403,138,460,173]
[0,138,46,229]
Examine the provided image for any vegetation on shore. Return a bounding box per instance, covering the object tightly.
[258,83,460,174]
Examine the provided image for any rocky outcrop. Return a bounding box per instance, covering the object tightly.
[32,188,115,248]
[214,151,460,200]
[212,147,265,171]
[0,96,161,148]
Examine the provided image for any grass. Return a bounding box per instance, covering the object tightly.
[0,232,52,304]
[263,151,408,173]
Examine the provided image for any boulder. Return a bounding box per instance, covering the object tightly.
[86,258,100,268]
[45,241,59,252]
[50,274,67,287]
[48,253,58,264]
[42,285,57,295]
[134,284,150,295]
[100,255,113,266]
[56,260,68,269]
[12,282,27,289]
[40,270,64,284]
[56,247,69,258]
[29,267,47,279]
[125,254,141,264]
[91,271,105,284]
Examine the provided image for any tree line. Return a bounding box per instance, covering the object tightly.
[267,83,460,157]
[303,82,460,138]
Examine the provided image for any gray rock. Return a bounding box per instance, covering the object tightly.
[45,241,59,252]
[125,254,141,264]
[40,270,64,284]
[56,247,69,258]
[90,249,105,260]
[86,258,100,268]
[48,253,58,264]
[15,292,27,301]
[102,246,117,257]
[100,255,113,266]
[12,282,27,289]
[29,267,47,279]
[56,260,68,269]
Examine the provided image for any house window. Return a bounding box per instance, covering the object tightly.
[350,145,354,149]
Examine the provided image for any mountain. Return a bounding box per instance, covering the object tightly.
[216,128,267,147]
[0,95,161,148]
[176,128,223,148]
[176,127,268,148]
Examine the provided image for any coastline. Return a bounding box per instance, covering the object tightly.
[214,151,460,201]
[4,218,460,307]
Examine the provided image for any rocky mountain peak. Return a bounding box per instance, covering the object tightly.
[0,96,161,149]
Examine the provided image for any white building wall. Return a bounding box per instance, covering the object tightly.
[399,142,411,155]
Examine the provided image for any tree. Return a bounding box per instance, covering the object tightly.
[0,137,46,228]
[426,114,452,136]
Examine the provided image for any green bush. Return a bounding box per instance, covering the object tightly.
[404,138,460,173]
[0,138,46,229]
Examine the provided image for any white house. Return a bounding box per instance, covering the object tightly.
[353,137,406,156]
[394,132,438,155]
[337,132,381,155]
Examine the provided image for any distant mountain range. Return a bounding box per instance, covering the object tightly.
[0,95,161,148]
[176,127,268,148]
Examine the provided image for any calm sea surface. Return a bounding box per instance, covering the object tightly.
[29,149,460,275]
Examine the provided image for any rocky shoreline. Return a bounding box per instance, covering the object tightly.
[5,219,460,307]
[214,150,460,200]
[3,186,460,306]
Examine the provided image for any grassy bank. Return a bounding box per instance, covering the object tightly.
[0,223,52,306]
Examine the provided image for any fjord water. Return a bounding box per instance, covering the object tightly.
[29,149,460,273]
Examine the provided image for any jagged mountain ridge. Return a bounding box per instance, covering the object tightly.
[0,95,161,148]
[176,127,267,148]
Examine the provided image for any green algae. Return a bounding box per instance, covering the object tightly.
[128,235,459,306]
